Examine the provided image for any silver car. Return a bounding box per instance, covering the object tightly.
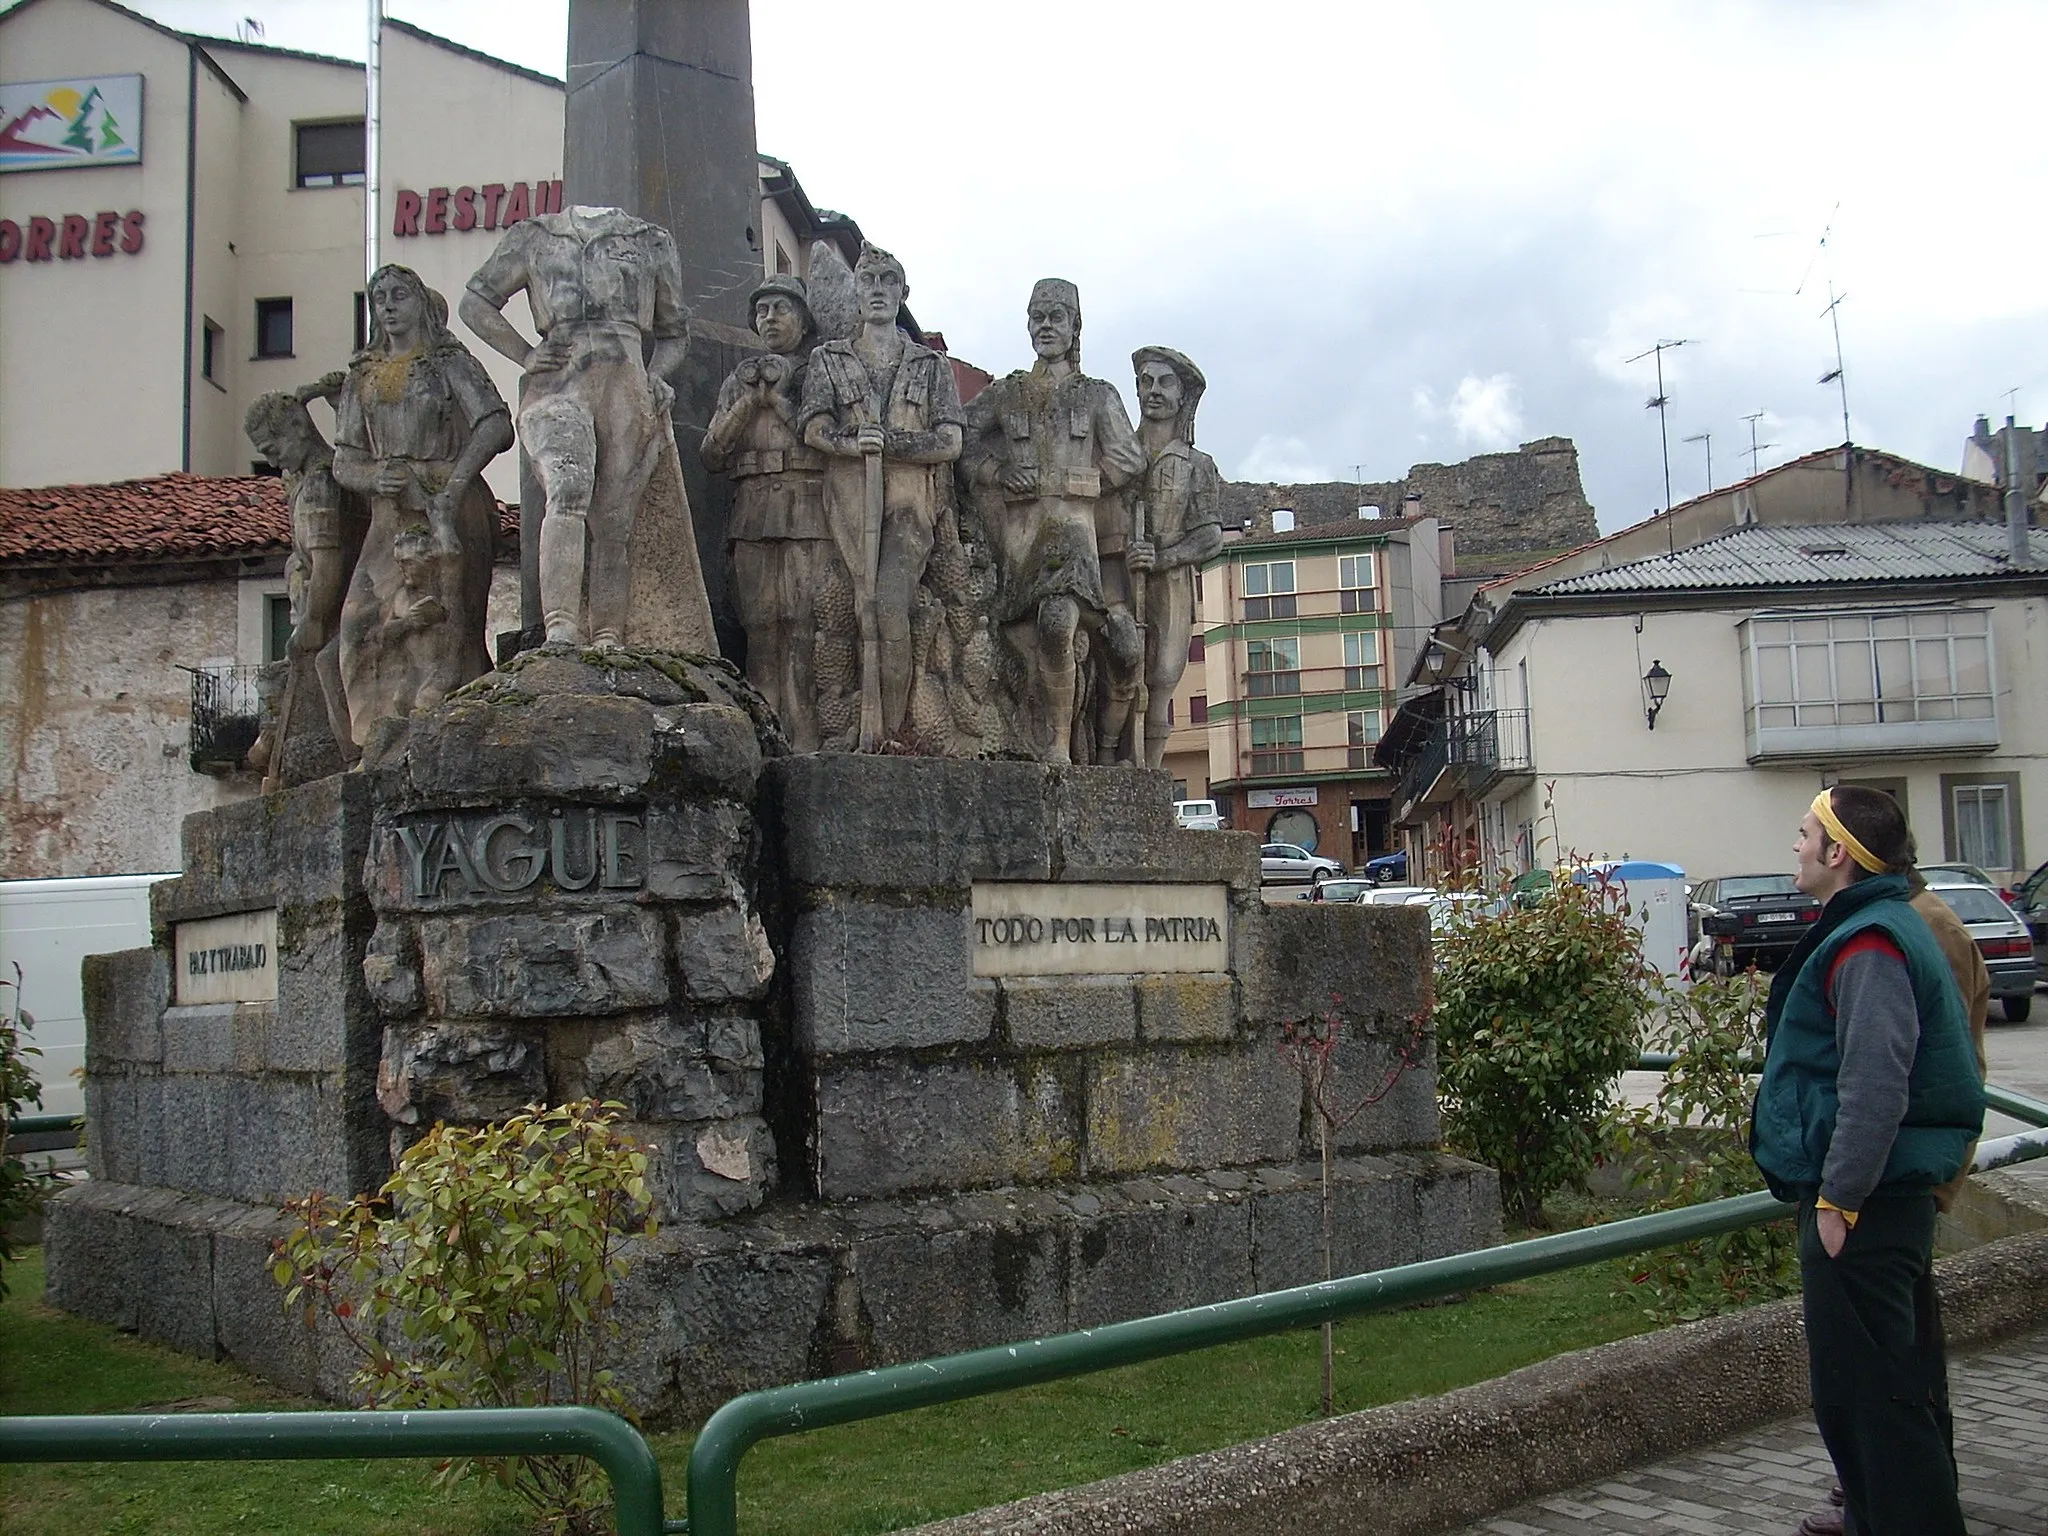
[1260,843,1345,885]
[1927,878,2036,1023]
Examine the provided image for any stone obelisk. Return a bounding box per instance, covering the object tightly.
[541,0,761,663]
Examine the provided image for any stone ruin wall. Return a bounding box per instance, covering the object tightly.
[1222,436,1598,557]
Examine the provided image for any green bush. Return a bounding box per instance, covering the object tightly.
[1434,867,1659,1227]
[1610,971,1797,1321]
[1,964,55,1298]
[274,1101,655,1535]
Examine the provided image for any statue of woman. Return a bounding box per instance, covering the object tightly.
[331,264,512,749]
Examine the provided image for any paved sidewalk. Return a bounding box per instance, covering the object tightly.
[1449,1329,2048,1535]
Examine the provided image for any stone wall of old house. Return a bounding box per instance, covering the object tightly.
[1,579,246,878]
[1224,436,1598,558]
[0,565,525,879]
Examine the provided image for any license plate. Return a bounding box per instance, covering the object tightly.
[1755,912,1797,923]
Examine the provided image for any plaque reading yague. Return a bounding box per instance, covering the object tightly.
[970,882,1228,978]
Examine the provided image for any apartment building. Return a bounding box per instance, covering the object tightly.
[1160,514,1446,866]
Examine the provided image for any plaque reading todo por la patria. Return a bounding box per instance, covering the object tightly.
[971,882,1228,978]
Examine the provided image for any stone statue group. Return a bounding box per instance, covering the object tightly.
[247,206,1220,782]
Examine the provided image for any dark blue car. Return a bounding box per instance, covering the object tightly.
[1365,851,1408,885]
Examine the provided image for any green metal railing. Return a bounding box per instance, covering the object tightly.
[7,1072,2046,1536]
[0,1406,674,1536]
[6,1112,82,1138]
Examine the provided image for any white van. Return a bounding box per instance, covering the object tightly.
[1174,799,1223,831]
[0,873,174,1120]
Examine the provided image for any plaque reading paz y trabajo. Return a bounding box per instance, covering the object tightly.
[174,908,279,1005]
[971,883,1229,978]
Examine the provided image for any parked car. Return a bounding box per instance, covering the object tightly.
[1173,798,1223,831]
[1425,892,1494,936]
[1356,884,1437,906]
[1309,876,1377,903]
[1364,850,1409,885]
[2015,859,2048,984]
[1926,877,2036,1022]
[1260,843,1344,885]
[1690,873,1821,975]
[1919,862,2019,907]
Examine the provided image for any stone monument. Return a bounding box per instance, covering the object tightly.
[560,0,761,662]
[1127,346,1223,769]
[242,373,367,787]
[961,279,1147,765]
[41,0,1502,1431]
[460,207,717,654]
[330,265,511,751]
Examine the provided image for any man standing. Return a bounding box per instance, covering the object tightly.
[798,245,964,751]
[1126,346,1223,768]
[703,275,829,751]
[460,205,715,653]
[960,279,1146,764]
[1753,785,1984,1536]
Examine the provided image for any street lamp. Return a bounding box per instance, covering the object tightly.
[1642,660,1672,730]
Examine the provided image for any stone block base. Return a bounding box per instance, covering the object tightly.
[45,1152,1499,1426]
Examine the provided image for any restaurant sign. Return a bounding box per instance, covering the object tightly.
[1,75,143,173]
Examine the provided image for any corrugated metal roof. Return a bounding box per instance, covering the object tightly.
[1528,521,2048,595]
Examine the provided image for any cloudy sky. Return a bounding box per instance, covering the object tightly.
[67,0,2048,531]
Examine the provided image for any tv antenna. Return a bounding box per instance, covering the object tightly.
[1625,338,1696,551]
[1795,210,1853,450]
[1740,412,1775,480]
[1682,431,1714,494]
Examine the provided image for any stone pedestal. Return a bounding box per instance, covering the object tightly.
[361,647,782,1222]
[46,730,1498,1424]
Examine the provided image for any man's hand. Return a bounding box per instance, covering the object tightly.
[375,460,413,498]
[1818,1206,1850,1258]
[998,463,1037,495]
[855,425,887,456]
[525,334,573,375]
[1126,538,1157,573]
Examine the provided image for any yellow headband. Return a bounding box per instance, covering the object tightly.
[1811,791,1887,874]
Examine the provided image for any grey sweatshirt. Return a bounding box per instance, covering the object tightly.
[1819,938,1920,1213]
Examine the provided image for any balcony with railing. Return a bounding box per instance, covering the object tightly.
[1449,708,1534,797]
[1227,742,1391,782]
[184,663,270,776]
[1239,663,1387,700]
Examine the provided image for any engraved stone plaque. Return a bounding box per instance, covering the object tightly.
[174,909,279,1005]
[971,882,1228,978]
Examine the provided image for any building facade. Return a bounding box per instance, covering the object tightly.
[1379,447,2044,891]
[0,0,896,501]
[1159,516,1446,866]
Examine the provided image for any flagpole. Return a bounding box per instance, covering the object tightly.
[364,0,383,281]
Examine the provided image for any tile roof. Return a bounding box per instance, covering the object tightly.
[1,473,521,568]
[1528,521,2048,595]
[1,474,291,566]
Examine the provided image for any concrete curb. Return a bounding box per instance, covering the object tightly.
[907,1228,2048,1536]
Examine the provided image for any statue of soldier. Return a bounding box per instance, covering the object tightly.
[243,372,366,784]
[797,244,964,751]
[1128,346,1224,768]
[703,275,829,751]
[459,205,716,653]
[960,278,1146,765]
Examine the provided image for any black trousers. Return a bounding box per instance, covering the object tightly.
[1798,1191,1964,1536]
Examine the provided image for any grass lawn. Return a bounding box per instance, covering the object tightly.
[2,1236,1660,1535]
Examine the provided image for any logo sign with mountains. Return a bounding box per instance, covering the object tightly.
[1,75,143,173]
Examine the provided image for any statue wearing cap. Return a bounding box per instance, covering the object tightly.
[960,278,1147,765]
[797,244,965,752]
[703,272,831,751]
[1127,346,1224,768]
